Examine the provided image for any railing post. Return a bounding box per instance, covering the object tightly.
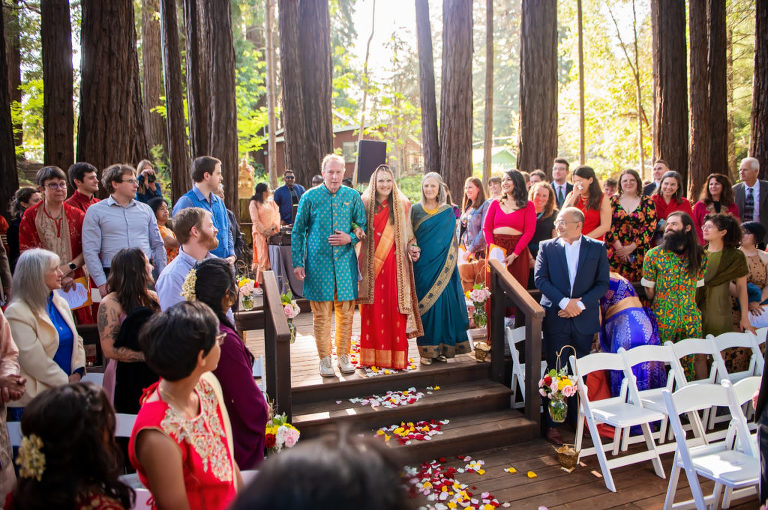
[489,263,505,383]
[262,271,292,420]
[524,314,543,426]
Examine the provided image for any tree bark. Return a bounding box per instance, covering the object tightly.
[482,0,493,186]
[518,0,557,178]
[278,0,307,182]
[651,0,688,189]
[142,0,166,153]
[206,0,238,211]
[577,0,585,165]
[77,0,148,186]
[4,0,22,150]
[182,0,210,159]
[708,0,727,176]
[41,0,74,171]
[751,0,768,177]
[352,0,375,186]
[0,9,18,220]
[688,0,709,198]
[415,0,439,174]
[159,0,190,203]
[265,0,278,190]
[440,0,473,201]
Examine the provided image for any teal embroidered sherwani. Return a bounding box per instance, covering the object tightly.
[291,184,366,302]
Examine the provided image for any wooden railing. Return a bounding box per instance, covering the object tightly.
[488,259,544,426]
[234,270,293,420]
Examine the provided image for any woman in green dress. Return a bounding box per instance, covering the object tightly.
[410,173,471,365]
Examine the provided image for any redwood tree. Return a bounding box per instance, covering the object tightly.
[4,0,22,149]
[517,0,557,177]
[651,0,688,188]
[77,0,148,182]
[415,0,439,174]
[708,0,728,176]
[0,10,18,219]
[182,0,210,159]
[41,0,74,171]
[751,0,768,177]
[440,0,473,200]
[142,0,166,152]
[159,0,190,202]
[688,0,709,197]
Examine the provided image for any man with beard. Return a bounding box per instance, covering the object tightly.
[642,211,707,365]
[156,207,220,311]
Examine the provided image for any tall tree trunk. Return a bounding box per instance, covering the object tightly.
[727,27,736,179]
[688,0,709,198]
[265,0,278,190]
[4,0,22,151]
[41,0,74,171]
[142,0,166,153]
[245,21,267,173]
[440,0,473,201]
[77,0,148,186]
[0,9,18,220]
[182,0,210,158]
[415,0,439,174]
[159,0,190,202]
[278,0,307,182]
[577,0,585,165]
[482,0,493,186]
[206,0,238,211]
[708,0,728,176]
[751,0,768,178]
[651,0,688,189]
[518,0,557,177]
[352,0,375,186]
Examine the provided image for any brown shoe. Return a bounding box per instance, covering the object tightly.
[545,427,564,445]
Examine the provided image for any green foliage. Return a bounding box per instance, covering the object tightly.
[397,175,423,204]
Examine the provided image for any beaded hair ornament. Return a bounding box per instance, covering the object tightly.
[180,267,198,301]
[17,434,45,481]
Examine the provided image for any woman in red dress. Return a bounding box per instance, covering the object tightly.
[653,170,694,244]
[563,165,612,241]
[692,173,739,245]
[358,165,423,370]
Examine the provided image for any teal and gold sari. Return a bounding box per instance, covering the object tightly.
[411,204,471,358]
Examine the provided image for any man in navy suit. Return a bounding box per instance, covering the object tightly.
[534,207,610,444]
[551,158,573,209]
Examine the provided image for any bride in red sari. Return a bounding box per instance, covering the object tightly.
[358,165,423,369]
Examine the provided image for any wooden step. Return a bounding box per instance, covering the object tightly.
[294,380,513,439]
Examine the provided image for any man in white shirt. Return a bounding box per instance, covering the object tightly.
[734,157,768,242]
[550,158,573,209]
[534,207,610,445]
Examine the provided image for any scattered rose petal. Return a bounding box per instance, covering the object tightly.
[527,471,538,478]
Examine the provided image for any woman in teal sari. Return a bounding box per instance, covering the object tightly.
[410,172,471,365]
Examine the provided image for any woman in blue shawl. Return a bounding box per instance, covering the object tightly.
[410,173,470,365]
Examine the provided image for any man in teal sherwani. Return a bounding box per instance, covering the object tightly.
[292,154,366,377]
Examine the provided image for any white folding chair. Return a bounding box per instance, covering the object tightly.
[721,376,761,507]
[82,372,105,387]
[570,352,666,493]
[505,326,546,409]
[115,413,138,438]
[753,328,766,376]
[708,332,760,430]
[662,380,759,510]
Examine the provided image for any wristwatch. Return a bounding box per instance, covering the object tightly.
[68,262,77,272]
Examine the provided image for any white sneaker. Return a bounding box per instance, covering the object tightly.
[319,356,335,377]
[338,354,355,374]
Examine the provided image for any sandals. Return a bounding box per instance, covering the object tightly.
[420,357,433,365]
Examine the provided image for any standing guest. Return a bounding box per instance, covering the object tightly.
[410,172,470,365]
[534,207,610,445]
[605,169,657,281]
[487,176,502,201]
[249,183,280,282]
[156,208,219,311]
[0,310,24,502]
[692,173,739,245]
[135,159,163,204]
[18,166,92,323]
[8,188,42,272]
[311,174,324,187]
[148,197,179,264]
[734,157,768,242]
[483,170,536,290]
[64,162,100,213]
[444,184,461,219]
[643,159,670,196]
[173,156,234,262]
[563,165,612,241]
[457,177,490,292]
[551,158,573,209]
[603,177,618,198]
[8,383,134,510]
[530,169,547,185]
[82,164,167,298]
[6,249,85,414]
[527,182,558,289]
[358,165,423,369]
[292,155,366,377]
[97,248,159,413]
[642,212,706,381]
[129,302,241,510]
[183,259,269,470]
[652,170,694,244]
[213,184,245,260]
[274,169,306,225]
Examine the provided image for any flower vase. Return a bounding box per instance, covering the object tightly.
[288,320,296,344]
[548,393,568,423]
[473,310,487,328]
[241,295,254,311]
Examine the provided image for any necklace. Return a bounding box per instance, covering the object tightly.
[423,204,440,215]
[158,387,197,418]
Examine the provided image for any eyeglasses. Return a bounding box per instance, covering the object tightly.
[215,332,226,346]
[120,179,138,185]
[284,176,295,180]
[45,183,68,190]
[554,219,580,226]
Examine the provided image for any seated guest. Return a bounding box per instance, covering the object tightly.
[97,248,160,413]
[605,169,657,282]
[653,170,693,244]
[8,383,134,510]
[8,188,42,271]
[692,173,739,245]
[148,197,179,264]
[184,259,269,469]
[135,159,163,203]
[65,162,100,213]
[0,310,24,502]
[739,221,768,316]
[129,301,241,510]
[457,177,489,292]
[249,183,280,282]
[563,165,612,241]
[6,249,85,416]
